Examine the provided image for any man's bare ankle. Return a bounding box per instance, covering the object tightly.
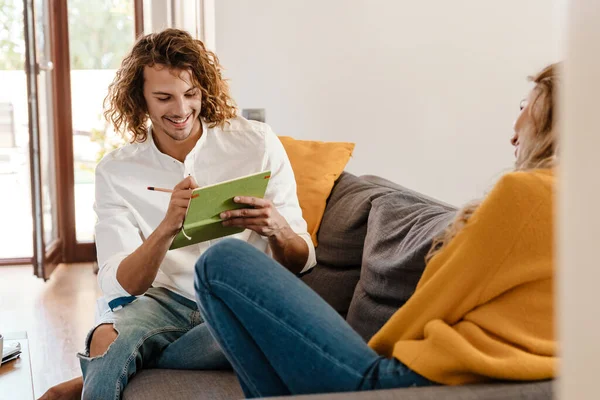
[38,376,83,400]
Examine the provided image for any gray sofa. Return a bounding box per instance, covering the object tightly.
[123,172,553,400]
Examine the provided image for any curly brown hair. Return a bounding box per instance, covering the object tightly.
[104,28,237,143]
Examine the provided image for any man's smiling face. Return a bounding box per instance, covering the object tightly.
[143,64,202,141]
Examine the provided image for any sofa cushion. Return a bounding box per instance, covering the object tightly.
[279,136,355,246]
[124,370,552,400]
[265,380,553,400]
[300,265,361,318]
[123,369,242,400]
[346,178,456,341]
[301,172,398,317]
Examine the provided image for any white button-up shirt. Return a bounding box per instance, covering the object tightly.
[94,116,316,306]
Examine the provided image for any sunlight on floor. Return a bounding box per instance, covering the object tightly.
[0,263,100,397]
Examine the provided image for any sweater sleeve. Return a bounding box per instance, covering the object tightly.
[368,171,551,356]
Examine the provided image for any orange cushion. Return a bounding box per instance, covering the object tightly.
[279,136,355,246]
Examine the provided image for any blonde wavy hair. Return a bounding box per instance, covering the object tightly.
[426,63,559,263]
[104,28,237,143]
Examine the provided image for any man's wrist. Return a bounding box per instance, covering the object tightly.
[268,225,296,248]
[154,221,177,243]
[268,225,308,273]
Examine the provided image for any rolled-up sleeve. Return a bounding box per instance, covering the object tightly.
[262,126,317,273]
[94,162,143,304]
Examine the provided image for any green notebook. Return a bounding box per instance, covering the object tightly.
[169,170,272,250]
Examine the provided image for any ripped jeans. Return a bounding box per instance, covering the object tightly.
[77,287,230,400]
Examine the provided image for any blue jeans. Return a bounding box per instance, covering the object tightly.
[194,239,434,398]
[78,287,230,400]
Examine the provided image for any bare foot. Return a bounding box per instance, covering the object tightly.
[38,376,83,400]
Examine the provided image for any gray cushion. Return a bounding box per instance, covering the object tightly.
[300,265,361,318]
[346,179,456,340]
[124,370,552,400]
[266,381,553,400]
[301,172,396,317]
[123,369,243,400]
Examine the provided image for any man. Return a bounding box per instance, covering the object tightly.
[40,28,315,400]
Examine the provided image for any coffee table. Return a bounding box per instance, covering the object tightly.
[0,332,34,399]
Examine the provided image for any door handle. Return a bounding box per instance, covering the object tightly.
[36,60,54,72]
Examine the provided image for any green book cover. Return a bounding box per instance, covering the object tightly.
[169,170,272,250]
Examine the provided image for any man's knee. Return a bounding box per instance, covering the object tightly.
[89,323,118,357]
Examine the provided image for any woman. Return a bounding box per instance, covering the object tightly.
[193,63,558,398]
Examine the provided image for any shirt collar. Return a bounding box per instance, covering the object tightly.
[144,119,209,167]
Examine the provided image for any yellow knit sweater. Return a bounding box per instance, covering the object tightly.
[368,169,555,385]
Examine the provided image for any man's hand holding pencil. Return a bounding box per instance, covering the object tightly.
[150,175,199,238]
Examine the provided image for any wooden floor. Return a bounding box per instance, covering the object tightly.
[0,263,100,398]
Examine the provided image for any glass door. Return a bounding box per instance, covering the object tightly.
[36,0,61,276]
[0,0,34,264]
[23,0,61,278]
[67,0,136,257]
[0,0,142,272]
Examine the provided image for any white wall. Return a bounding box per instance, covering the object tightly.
[214,0,554,205]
